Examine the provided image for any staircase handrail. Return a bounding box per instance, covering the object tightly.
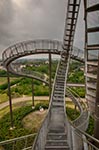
[32,56,61,149]
[66,87,89,130]
[70,120,99,150]
[67,87,87,110]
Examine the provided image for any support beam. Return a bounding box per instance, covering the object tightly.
[49,53,52,101]
[87,44,99,50]
[94,56,99,148]
[32,78,35,108]
[86,4,99,12]
[87,27,99,33]
[7,67,14,129]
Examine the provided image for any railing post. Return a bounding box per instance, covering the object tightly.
[7,67,14,129]
[49,53,52,101]
[94,55,99,148]
[32,78,35,108]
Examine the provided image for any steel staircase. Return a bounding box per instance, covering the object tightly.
[1,0,99,150]
[32,0,81,149]
[44,60,69,150]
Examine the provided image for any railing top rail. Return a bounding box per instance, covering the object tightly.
[0,133,37,145]
[2,39,84,67]
[70,120,99,145]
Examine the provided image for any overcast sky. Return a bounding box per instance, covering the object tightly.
[0,0,85,58]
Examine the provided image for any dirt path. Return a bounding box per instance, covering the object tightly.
[0,96,72,110]
[0,96,49,110]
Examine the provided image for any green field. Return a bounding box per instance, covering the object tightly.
[0,60,85,105]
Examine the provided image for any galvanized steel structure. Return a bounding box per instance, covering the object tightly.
[1,0,99,149]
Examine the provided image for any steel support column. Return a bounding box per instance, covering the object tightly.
[94,56,99,147]
[32,78,35,108]
[49,53,52,101]
[7,67,14,129]
[84,0,89,108]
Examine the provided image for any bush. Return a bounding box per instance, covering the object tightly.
[70,87,85,98]
[66,107,80,121]
[86,116,94,135]
[34,102,48,111]
[0,102,48,142]
[0,105,33,141]
[0,78,22,91]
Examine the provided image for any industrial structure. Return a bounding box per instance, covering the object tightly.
[0,0,99,149]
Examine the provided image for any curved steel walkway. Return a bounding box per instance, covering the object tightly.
[2,39,84,87]
[2,39,84,66]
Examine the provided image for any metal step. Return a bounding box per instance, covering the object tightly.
[67,17,77,20]
[57,75,65,78]
[46,139,68,146]
[52,103,64,108]
[45,145,70,150]
[69,10,78,13]
[86,73,97,79]
[57,69,66,73]
[53,99,63,103]
[56,79,65,82]
[67,23,75,26]
[53,92,63,96]
[54,88,64,92]
[86,82,96,89]
[55,84,64,88]
[87,61,98,66]
[69,3,79,6]
[54,86,64,90]
[54,90,64,94]
[52,103,64,107]
[47,133,67,140]
[53,97,63,102]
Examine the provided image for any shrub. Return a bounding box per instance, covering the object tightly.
[0,102,48,142]
[66,107,80,121]
[0,105,33,141]
[34,102,48,111]
[86,116,94,135]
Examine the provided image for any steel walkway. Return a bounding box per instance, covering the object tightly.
[2,0,99,150]
[33,0,81,149]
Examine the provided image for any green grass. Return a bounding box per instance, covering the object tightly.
[0,77,21,85]
[0,102,37,149]
[0,100,94,150]
[0,101,78,141]
[0,105,33,141]
[0,77,7,84]
[0,101,79,141]
[0,93,8,104]
[0,101,49,141]
[0,60,85,98]
[0,101,31,119]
